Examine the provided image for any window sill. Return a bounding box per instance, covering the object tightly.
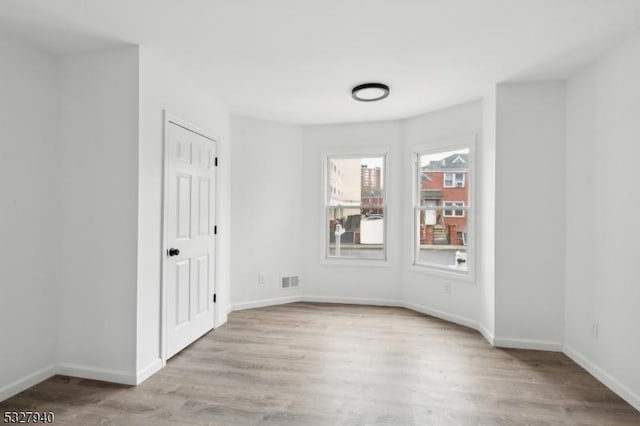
[408,263,475,282]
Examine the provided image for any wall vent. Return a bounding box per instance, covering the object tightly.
[281,275,299,289]
[281,277,290,288]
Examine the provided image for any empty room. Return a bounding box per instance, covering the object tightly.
[1,1,639,424]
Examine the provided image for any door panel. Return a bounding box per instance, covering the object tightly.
[166,121,216,359]
[175,259,191,326]
[196,255,209,315]
[198,177,210,236]
[177,140,192,163]
[177,174,192,240]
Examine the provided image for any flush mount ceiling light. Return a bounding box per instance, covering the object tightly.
[351,83,390,102]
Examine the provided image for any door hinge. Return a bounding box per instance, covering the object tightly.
[214,157,218,167]
[214,225,217,235]
[213,293,217,303]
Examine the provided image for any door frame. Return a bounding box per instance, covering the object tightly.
[160,110,219,364]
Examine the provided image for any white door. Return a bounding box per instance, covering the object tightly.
[424,200,437,225]
[165,120,216,359]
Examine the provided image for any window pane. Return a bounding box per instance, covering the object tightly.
[328,207,384,260]
[416,208,467,271]
[416,147,469,272]
[444,173,454,187]
[328,157,384,206]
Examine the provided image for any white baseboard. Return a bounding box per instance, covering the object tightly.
[0,365,56,402]
[493,337,563,352]
[135,359,163,385]
[230,295,303,311]
[1,363,137,402]
[404,301,478,330]
[57,364,136,386]
[229,296,572,356]
[564,345,640,412]
[303,295,404,307]
[477,323,495,345]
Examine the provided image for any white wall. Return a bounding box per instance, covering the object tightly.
[494,81,566,349]
[402,101,485,328]
[301,121,404,303]
[565,31,640,409]
[232,102,488,323]
[137,48,231,377]
[0,40,233,397]
[56,46,140,382]
[479,90,496,338]
[0,31,58,400]
[230,116,303,308]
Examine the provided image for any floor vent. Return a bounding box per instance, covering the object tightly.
[281,275,299,289]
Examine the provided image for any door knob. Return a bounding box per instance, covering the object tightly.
[168,248,180,257]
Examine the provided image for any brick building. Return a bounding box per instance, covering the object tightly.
[420,152,468,246]
[361,188,383,215]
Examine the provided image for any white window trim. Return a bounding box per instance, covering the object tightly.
[443,172,465,188]
[443,201,465,217]
[320,149,390,267]
[409,135,476,282]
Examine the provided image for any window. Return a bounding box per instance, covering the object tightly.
[413,143,472,276]
[444,172,465,188]
[443,201,465,217]
[324,154,386,261]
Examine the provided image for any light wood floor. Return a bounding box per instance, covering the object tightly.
[2,303,639,425]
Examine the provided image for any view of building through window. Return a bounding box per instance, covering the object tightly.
[415,148,470,271]
[326,156,385,260]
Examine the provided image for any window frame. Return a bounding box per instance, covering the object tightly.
[443,201,465,217]
[410,136,476,281]
[321,149,390,266]
[443,172,465,188]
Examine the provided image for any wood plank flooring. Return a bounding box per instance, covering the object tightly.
[2,302,639,425]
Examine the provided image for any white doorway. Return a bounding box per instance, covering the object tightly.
[162,113,218,360]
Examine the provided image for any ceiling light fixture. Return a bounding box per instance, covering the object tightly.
[351,83,390,102]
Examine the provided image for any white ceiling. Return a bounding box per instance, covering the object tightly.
[1,0,640,124]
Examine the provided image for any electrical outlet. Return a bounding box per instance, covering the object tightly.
[258,272,265,286]
[591,323,599,338]
[444,282,452,295]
